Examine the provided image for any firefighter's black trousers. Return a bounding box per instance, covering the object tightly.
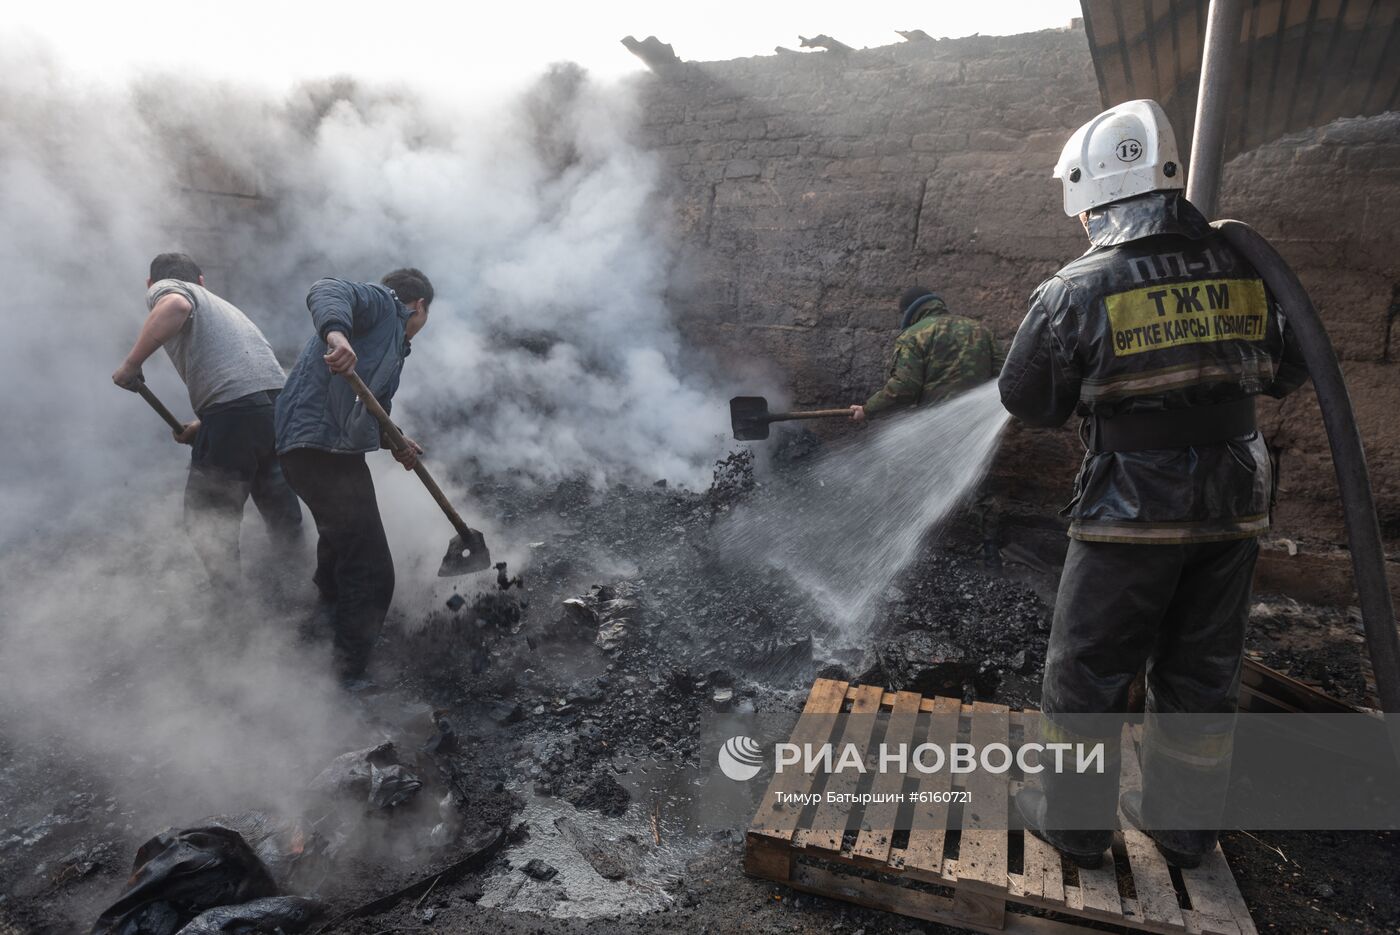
[1036,536,1259,857]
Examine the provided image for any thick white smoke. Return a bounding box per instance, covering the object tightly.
[0,41,732,829]
[141,62,731,487]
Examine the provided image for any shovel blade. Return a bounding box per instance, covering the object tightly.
[438,529,492,577]
[729,396,772,441]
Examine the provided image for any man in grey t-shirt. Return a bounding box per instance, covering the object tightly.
[113,252,302,596]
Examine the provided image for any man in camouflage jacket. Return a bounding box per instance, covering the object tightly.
[849,286,1000,422]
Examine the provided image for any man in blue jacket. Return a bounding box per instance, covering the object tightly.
[276,269,432,685]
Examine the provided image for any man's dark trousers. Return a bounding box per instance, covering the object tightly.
[279,448,394,679]
[1036,536,1259,857]
[184,391,303,596]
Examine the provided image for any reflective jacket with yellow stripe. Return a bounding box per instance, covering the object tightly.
[998,191,1309,544]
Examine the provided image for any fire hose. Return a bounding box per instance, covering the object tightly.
[1214,220,1400,721]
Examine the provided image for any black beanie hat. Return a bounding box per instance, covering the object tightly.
[899,285,933,313]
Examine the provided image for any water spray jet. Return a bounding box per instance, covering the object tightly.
[721,382,1011,636]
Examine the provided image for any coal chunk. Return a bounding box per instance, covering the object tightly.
[566,772,631,817]
[520,858,558,881]
[560,582,640,653]
[554,816,629,881]
[708,449,756,506]
[421,711,458,755]
[488,701,526,724]
[859,631,984,697]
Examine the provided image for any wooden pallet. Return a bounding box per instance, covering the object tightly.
[744,679,1258,935]
[1239,656,1364,714]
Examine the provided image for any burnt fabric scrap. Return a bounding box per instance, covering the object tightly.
[309,741,422,810]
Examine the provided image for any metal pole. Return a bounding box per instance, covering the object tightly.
[1186,0,1246,219]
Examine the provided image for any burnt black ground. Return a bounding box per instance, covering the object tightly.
[2,448,1397,934]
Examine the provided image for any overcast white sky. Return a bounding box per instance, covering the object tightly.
[11,0,1082,90]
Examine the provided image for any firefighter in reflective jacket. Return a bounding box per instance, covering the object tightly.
[998,100,1308,870]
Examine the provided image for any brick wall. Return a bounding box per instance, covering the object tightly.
[634,28,1400,552]
[1222,114,1400,546]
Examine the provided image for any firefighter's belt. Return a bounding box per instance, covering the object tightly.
[1085,398,1257,453]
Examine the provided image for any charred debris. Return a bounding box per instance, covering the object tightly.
[1,436,1379,931]
[2,439,1061,932]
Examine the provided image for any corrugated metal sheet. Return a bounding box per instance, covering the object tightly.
[1081,0,1400,161]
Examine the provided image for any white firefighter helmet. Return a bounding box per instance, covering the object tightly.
[1053,99,1183,217]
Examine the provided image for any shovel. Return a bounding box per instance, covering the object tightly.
[729,396,851,441]
[343,370,492,576]
[133,378,194,440]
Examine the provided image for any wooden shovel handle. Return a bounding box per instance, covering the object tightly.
[134,380,190,434]
[342,370,472,539]
[769,408,853,421]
